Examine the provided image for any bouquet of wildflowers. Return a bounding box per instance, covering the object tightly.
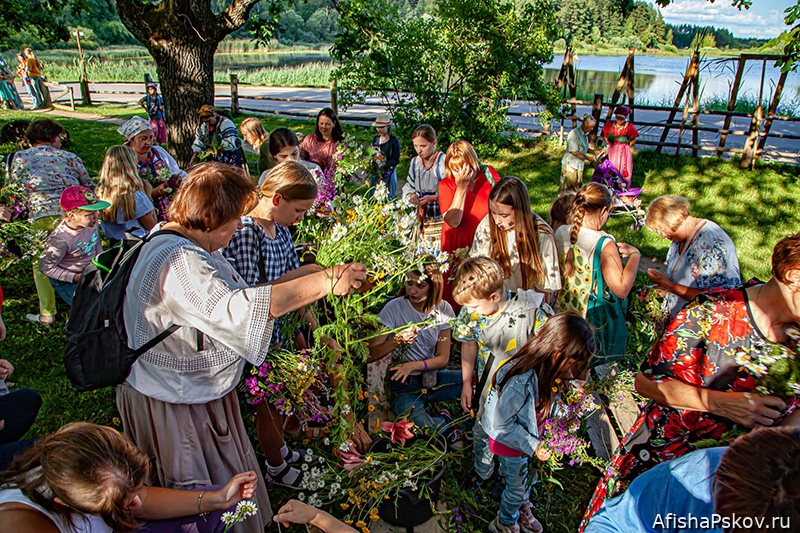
[737,325,800,401]
[154,166,181,196]
[243,348,331,427]
[297,182,448,446]
[539,384,607,474]
[333,134,383,185]
[0,180,46,270]
[297,424,448,532]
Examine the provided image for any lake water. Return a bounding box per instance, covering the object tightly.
[214,52,800,108]
[542,54,800,108]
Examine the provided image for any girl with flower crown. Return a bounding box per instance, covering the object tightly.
[366,260,459,432]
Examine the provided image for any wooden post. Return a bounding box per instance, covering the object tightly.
[590,93,603,147]
[757,68,789,155]
[741,105,762,169]
[657,50,699,154]
[690,59,700,157]
[568,51,577,129]
[68,86,75,111]
[605,49,634,121]
[625,49,635,123]
[330,79,338,117]
[230,74,239,117]
[717,56,745,156]
[556,46,573,92]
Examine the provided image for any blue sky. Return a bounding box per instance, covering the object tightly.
[648,0,793,39]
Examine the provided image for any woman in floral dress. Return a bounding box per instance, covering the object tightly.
[118,116,186,222]
[644,194,740,323]
[580,232,800,531]
[300,107,343,176]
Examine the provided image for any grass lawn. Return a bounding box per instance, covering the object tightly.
[1,106,798,531]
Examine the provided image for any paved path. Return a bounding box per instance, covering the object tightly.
[21,81,799,165]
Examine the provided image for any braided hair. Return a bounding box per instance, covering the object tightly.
[563,182,612,278]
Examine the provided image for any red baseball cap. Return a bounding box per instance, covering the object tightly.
[60,186,111,212]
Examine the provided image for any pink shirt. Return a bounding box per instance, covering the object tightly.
[39,220,102,282]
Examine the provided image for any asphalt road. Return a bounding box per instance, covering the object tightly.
[18,81,800,164]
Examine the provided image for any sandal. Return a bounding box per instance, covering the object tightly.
[283,447,307,465]
[266,462,305,490]
[26,314,55,325]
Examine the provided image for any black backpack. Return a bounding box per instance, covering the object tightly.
[64,230,183,392]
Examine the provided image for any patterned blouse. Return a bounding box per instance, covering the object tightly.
[300,134,338,175]
[662,220,740,320]
[581,283,799,528]
[10,145,93,220]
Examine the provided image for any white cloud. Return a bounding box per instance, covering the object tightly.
[655,0,789,39]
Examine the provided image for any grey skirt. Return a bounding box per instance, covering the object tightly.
[117,383,272,532]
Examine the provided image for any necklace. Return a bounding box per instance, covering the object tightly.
[421,151,439,171]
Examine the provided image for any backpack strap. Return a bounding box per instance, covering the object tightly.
[471,353,495,414]
[134,324,180,357]
[591,235,611,296]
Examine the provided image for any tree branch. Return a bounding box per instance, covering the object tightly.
[220,0,262,32]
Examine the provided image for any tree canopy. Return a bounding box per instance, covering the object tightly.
[331,0,562,153]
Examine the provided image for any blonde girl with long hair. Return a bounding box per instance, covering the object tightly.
[239,117,271,175]
[95,145,157,244]
[470,177,561,298]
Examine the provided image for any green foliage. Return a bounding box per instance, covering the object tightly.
[331,0,562,155]
[0,0,88,48]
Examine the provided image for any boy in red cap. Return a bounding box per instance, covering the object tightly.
[38,186,109,305]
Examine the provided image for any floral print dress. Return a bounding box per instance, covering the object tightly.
[580,282,800,531]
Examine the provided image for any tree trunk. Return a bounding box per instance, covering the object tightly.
[149,39,217,166]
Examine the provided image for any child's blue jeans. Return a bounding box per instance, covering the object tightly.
[498,454,532,526]
[49,278,76,306]
[473,420,495,480]
[389,369,462,433]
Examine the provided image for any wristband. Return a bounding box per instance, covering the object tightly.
[423,360,428,371]
[630,251,641,256]
[197,491,207,522]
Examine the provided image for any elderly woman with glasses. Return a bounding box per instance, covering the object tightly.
[644,194,740,323]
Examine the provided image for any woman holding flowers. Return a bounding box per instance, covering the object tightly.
[118,116,186,222]
[118,162,366,531]
[580,232,800,530]
[644,194,740,323]
[366,260,459,432]
[439,140,500,307]
[223,160,320,489]
[301,107,344,176]
[10,118,94,325]
[190,105,246,169]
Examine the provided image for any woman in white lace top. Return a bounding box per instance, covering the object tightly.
[118,162,366,531]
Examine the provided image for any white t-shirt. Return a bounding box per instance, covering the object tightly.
[376,297,455,376]
[0,487,111,533]
[554,224,616,272]
[470,215,562,293]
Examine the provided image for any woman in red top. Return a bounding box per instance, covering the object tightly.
[438,140,499,307]
[300,107,344,175]
[601,105,638,188]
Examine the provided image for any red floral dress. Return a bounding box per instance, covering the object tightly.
[580,282,799,531]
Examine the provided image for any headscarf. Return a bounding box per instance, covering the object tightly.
[614,105,630,117]
[117,116,153,141]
